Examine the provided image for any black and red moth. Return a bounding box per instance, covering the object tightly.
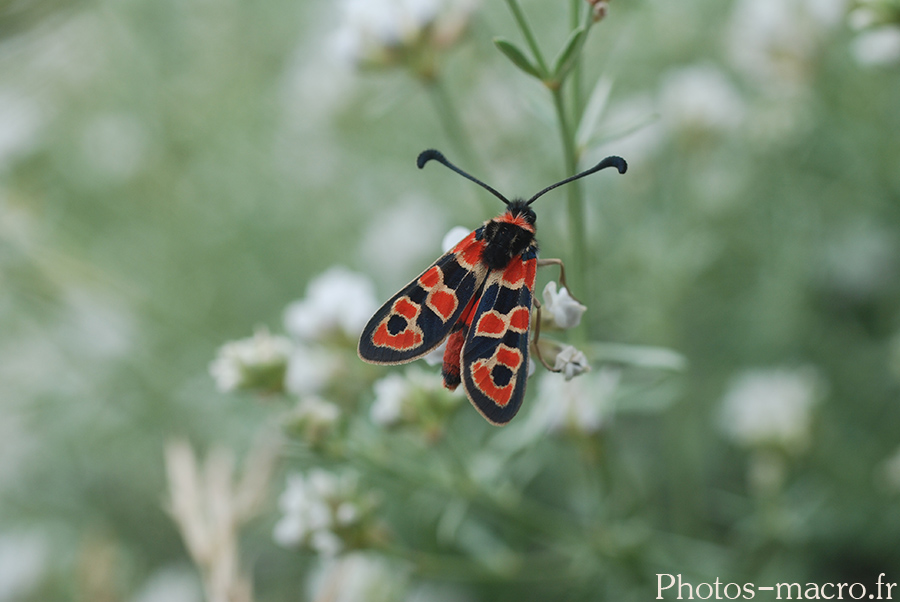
[358,149,627,425]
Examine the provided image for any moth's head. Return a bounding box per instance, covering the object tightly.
[505,199,537,227]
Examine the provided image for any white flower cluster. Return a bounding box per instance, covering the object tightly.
[274,469,375,556]
[284,266,378,343]
[370,367,460,428]
[332,0,475,69]
[718,367,822,452]
[847,0,900,66]
[208,328,292,393]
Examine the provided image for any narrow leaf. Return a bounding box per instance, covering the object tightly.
[551,26,586,81]
[494,38,544,79]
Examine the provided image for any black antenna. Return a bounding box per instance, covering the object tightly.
[417,149,511,206]
[526,156,627,205]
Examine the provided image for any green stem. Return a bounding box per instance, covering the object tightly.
[569,0,583,125]
[503,0,549,75]
[551,86,587,306]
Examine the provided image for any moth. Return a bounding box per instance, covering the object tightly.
[358,149,627,425]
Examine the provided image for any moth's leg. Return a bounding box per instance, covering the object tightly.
[530,297,561,373]
[536,257,581,303]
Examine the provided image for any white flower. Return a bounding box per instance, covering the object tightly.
[307,553,409,602]
[851,26,900,66]
[286,397,341,443]
[370,372,410,426]
[441,226,471,252]
[209,328,292,393]
[358,199,448,288]
[718,367,822,451]
[0,532,48,602]
[370,368,458,427]
[0,89,43,168]
[541,281,586,330]
[726,0,844,91]
[284,344,342,396]
[659,64,746,131]
[332,0,474,68]
[531,367,621,435]
[273,469,372,556]
[284,267,378,342]
[131,566,203,602]
[553,345,591,381]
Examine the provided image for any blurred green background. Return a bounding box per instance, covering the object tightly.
[2,0,900,600]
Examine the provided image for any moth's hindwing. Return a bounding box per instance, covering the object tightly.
[460,245,537,425]
[358,228,489,364]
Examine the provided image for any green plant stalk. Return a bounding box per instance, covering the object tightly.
[569,0,584,122]
[551,86,588,311]
[503,0,549,74]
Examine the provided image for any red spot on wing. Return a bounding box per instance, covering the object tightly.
[495,346,521,368]
[472,363,514,407]
[503,260,526,286]
[509,306,530,331]
[394,297,418,320]
[373,322,422,350]
[475,312,506,336]
[420,266,441,289]
[430,290,457,320]
[460,240,486,266]
[470,345,523,408]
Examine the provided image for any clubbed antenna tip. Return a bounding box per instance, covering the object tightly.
[416,148,511,205]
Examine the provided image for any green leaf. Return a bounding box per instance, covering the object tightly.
[493,37,544,79]
[551,26,586,81]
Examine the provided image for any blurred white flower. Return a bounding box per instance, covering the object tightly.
[274,469,373,556]
[358,199,447,289]
[718,367,822,451]
[307,553,409,602]
[130,566,203,602]
[553,345,591,381]
[370,368,459,427]
[0,532,48,602]
[848,6,879,30]
[370,372,410,426]
[851,26,900,66]
[284,267,378,342]
[659,65,746,132]
[441,226,471,252]
[332,0,474,69]
[0,89,43,168]
[531,367,621,435]
[541,281,586,330]
[285,396,341,444]
[726,0,845,92]
[209,328,292,393]
[284,344,342,396]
